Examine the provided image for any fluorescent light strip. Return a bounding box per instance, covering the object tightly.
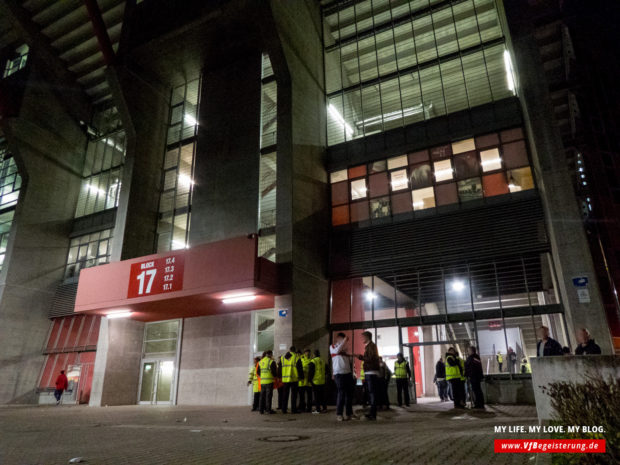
[328,104,354,137]
[222,295,256,304]
[107,311,132,319]
[356,104,433,128]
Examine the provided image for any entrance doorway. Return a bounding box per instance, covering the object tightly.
[138,359,176,404]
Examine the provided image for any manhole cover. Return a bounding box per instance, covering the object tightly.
[258,435,309,443]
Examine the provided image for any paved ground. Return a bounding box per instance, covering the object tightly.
[0,401,551,465]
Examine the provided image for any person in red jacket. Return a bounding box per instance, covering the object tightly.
[54,370,68,405]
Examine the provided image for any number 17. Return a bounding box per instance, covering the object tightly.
[137,269,157,295]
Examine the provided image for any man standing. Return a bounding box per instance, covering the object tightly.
[378,357,391,410]
[308,349,327,414]
[465,346,484,409]
[507,347,517,374]
[330,332,354,421]
[257,351,277,414]
[54,370,68,406]
[575,328,602,355]
[393,353,412,407]
[357,331,380,421]
[280,346,302,414]
[298,349,313,412]
[445,347,466,409]
[434,357,449,401]
[536,326,563,356]
[496,351,503,372]
[247,356,261,411]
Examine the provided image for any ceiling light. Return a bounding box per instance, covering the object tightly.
[107,311,132,319]
[223,294,256,304]
[451,280,465,292]
[184,113,197,126]
[504,50,516,95]
[328,104,354,137]
[365,291,376,302]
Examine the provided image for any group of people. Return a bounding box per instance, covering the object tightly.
[249,347,328,415]
[434,346,486,409]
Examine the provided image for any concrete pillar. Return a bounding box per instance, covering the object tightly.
[509,29,613,353]
[0,60,85,403]
[189,51,262,245]
[267,0,330,352]
[273,294,293,354]
[106,65,169,261]
[89,317,144,406]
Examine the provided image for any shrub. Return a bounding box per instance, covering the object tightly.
[541,373,620,465]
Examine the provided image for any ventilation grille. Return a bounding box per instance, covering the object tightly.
[49,283,79,319]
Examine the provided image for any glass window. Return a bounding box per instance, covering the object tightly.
[144,320,180,356]
[410,163,433,189]
[331,169,348,183]
[483,173,510,197]
[454,151,480,179]
[391,192,413,215]
[370,197,391,219]
[350,178,368,200]
[508,167,535,192]
[475,132,499,149]
[412,187,435,210]
[387,155,408,170]
[480,148,502,172]
[349,165,366,178]
[0,210,15,272]
[331,181,349,205]
[64,229,113,280]
[2,44,29,78]
[350,201,369,223]
[0,152,21,209]
[390,169,409,191]
[254,310,275,353]
[431,144,452,160]
[457,177,482,202]
[451,138,475,155]
[500,127,524,143]
[332,205,349,226]
[434,159,453,182]
[435,182,458,206]
[503,140,529,169]
[368,160,387,173]
[408,150,429,165]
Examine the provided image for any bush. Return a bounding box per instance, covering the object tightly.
[541,373,620,464]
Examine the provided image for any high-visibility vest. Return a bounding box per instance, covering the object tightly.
[394,360,408,379]
[497,354,503,363]
[299,355,311,387]
[281,353,298,383]
[521,361,531,374]
[360,361,365,381]
[259,357,274,385]
[249,364,261,392]
[311,357,326,385]
[445,355,465,381]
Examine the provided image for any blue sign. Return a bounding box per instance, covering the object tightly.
[278,309,288,317]
[572,277,589,287]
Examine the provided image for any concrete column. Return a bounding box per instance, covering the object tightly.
[509,31,613,353]
[0,61,85,403]
[189,51,262,245]
[267,0,330,352]
[273,294,293,354]
[89,317,144,406]
[106,65,169,261]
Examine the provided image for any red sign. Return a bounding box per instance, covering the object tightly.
[127,254,185,298]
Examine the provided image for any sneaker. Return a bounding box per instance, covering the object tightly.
[312,410,320,415]
[56,401,60,406]
[336,415,344,422]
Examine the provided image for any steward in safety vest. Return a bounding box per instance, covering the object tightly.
[257,351,277,414]
[308,349,328,413]
[299,351,312,387]
[520,358,531,374]
[298,349,313,412]
[445,347,466,409]
[280,349,302,383]
[496,352,503,372]
[393,353,412,407]
[360,361,365,382]
[248,356,261,411]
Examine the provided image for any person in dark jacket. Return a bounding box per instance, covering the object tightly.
[378,357,391,410]
[434,357,449,401]
[536,326,563,356]
[445,347,466,409]
[357,331,380,420]
[54,370,68,405]
[575,328,602,355]
[465,346,484,409]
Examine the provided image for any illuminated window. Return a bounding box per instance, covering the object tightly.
[434,159,453,182]
[390,169,408,191]
[480,148,502,172]
[331,169,348,183]
[387,155,408,170]
[64,229,113,280]
[451,138,475,155]
[412,187,436,210]
[2,44,28,78]
[350,178,367,200]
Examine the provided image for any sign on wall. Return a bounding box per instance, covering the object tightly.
[127,254,185,298]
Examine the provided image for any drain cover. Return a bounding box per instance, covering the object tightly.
[258,435,309,443]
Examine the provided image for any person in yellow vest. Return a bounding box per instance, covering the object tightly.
[257,350,277,414]
[393,353,412,407]
[496,351,503,372]
[298,349,313,412]
[520,357,531,374]
[280,346,303,414]
[308,349,327,414]
[247,356,261,411]
[360,361,368,407]
[445,347,466,409]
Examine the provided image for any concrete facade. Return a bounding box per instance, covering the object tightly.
[176,313,252,406]
[0,55,86,404]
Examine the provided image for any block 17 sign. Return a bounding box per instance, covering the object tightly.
[127,254,185,298]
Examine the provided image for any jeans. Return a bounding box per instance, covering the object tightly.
[259,384,274,413]
[366,374,379,418]
[470,378,484,408]
[437,380,448,400]
[312,384,326,411]
[334,373,353,416]
[396,378,410,406]
[299,386,312,412]
[282,382,299,413]
[54,389,63,402]
[252,392,260,410]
